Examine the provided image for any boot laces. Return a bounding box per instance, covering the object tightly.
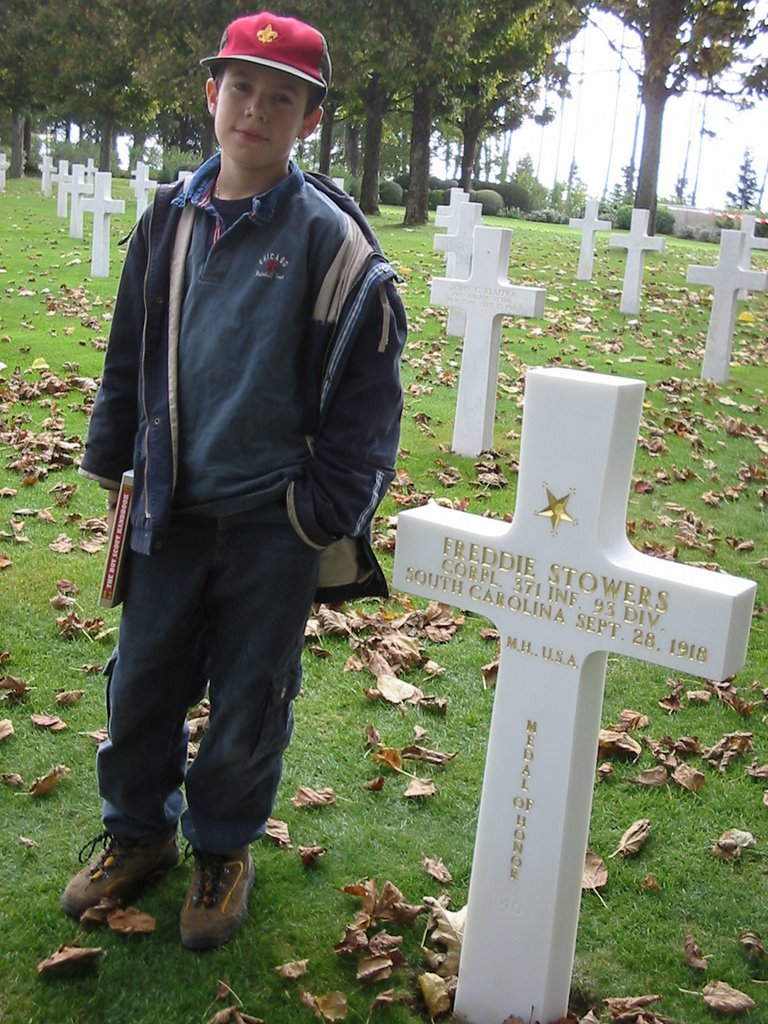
[77,830,137,878]
[192,851,229,909]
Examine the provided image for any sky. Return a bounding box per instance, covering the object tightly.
[503,9,768,212]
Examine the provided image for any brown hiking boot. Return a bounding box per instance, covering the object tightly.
[61,830,179,919]
[180,846,254,950]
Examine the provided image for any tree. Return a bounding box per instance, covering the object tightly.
[726,148,758,210]
[0,0,57,175]
[592,1,760,229]
[450,1,582,193]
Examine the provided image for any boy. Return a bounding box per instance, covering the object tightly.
[62,11,406,951]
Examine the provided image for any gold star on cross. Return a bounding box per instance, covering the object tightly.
[536,488,574,533]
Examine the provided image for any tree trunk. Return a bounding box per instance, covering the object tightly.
[360,112,383,216]
[404,81,435,226]
[635,58,671,232]
[318,103,335,175]
[10,111,25,178]
[99,118,114,171]
[460,119,483,192]
[130,131,147,169]
[360,76,388,215]
[345,123,361,178]
[23,117,37,173]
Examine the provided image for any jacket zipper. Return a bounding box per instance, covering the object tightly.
[139,201,156,523]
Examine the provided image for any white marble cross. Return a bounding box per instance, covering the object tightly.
[0,152,7,192]
[130,160,157,221]
[41,155,54,198]
[393,367,756,1024]
[434,200,482,337]
[569,199,611,280]
[431,225,545,457]
[53,160,72,218]
[435,186,470,230]
[687,229,768,383]
[609,208,665,314]
[737,215,768,299]
[69,163,93,240]
[81,172,125,278]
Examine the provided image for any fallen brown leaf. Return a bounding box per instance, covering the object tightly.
[299,989,348,1021]
[107,906,156,934]
[417,972,452,1018]
[404,777,436,799]
[298,844,326,867]
[30,713,66,732]
[701,979,755,1014]
[712,828,756,860]
[582,850,608,892]
[627,766,669,788]
[739,929,765,961]
[275,958,308,979]
[291,786,336,808]
[684,932,708,971]
[265,817,292,847]
[28,763,70,796]
[610,819,651,858]
[422,855,452,884]
[37,942,103,975]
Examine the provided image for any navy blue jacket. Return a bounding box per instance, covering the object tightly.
[80,167,406,602]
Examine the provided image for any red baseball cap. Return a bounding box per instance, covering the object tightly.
[201,12,331,99]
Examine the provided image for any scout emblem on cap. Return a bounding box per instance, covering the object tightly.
[257,24,279,44]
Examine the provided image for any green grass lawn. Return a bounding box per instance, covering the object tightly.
[1,176,766,1024]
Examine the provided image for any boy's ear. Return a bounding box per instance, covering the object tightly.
[205,77,218,115]
[298,106,323,141]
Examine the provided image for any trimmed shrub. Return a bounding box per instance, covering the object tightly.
[527,209,569,224]
[429,189,448,210]
[470,188,504,216]
[655,205,675,235]
[492,181,532,213]
[614,204,633,230]
[379,179,404,205]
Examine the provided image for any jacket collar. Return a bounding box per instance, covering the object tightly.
[171,155,305,225]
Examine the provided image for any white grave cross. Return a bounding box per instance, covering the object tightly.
[41,155,54,198]
[69,163,93,240]
[53,160,72,219]
[81,172,125,278]
[431,225,545,457]
[393,367,756,1024]
[435,186,470,230]
[434,199,482,337]
[569,199,611,280]
[130,160,157,220]
[687,229,768,383]
[737,215,768,299]
[0,152,7,193]
[609,208,665,314]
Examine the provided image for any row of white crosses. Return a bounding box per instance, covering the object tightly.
[45,159,159,277]
[569,198,768,382]
[49,160,125,277]
[435,189,767,414]
[431,189,545,457]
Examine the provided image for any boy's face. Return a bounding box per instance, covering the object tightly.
[206,62,322,193]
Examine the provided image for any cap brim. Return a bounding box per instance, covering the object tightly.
[199,54,327,94]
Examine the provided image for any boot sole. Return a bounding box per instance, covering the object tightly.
[61,853,180,919]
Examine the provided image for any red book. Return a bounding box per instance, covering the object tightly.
[99,470,133,608]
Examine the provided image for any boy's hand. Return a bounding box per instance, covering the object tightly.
[106,490,119,533]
